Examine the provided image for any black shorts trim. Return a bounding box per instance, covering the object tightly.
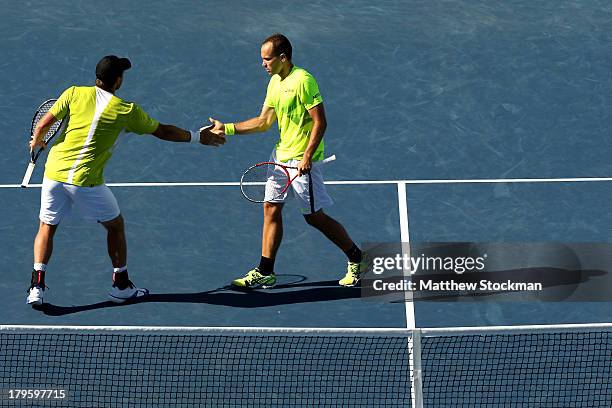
[308,173,315,214]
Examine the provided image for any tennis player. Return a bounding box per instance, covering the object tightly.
[209,34,365,288]
[26,55,225,305]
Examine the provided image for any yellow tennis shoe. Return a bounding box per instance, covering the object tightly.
[339,258,368,287]
[232,268,277,289]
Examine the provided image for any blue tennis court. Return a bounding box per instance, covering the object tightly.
[1,1,612,406]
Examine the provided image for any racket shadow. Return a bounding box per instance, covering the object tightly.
[33,275,362,316]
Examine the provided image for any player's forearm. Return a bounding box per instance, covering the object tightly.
[234,117,271,134]
[32,125,51,143]
[152,124,190,142]
[32,113,57,143]
[152,123,225,146]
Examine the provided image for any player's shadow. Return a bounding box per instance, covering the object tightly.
[34,274,362,316]
[35,267,608,316]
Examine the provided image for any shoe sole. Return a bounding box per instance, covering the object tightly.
[339,278,361,287]
[246,283,277,289]
[232,281,276,289]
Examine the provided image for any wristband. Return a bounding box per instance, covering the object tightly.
[190,130,200,144]
[224,123,236,136]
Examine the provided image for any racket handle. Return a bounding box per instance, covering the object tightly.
[21,162,35,188]
[321,154,336,164]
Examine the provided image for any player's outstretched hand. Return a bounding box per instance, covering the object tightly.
[208,117,226,136]
[199,126,226,146]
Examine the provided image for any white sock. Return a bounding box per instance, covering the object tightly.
[113,266,128,274]
[34,263,47,272]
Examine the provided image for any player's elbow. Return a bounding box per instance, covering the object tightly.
[259,119,273,132]
[315,118,327,133]
[152,124,170,140]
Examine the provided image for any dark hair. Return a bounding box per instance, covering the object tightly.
[262,33,292,60]
[95,55,131,86]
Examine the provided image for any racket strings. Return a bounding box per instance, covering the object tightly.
[32,100,63,142]
[22,99,63,187]
[241,163,289,203]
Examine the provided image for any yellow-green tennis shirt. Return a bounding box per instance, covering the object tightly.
[46,86,159,186]
[263,66,324,162]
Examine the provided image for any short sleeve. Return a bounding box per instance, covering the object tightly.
[49,87,74,120]
[300,74,323,110]
[263,76,278,108]
[125,103,159,135]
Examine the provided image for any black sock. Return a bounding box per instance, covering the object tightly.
[258,256,275,275]
[113,271,131,290]
[344,244,362,264]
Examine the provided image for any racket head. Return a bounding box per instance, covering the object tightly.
[240,162,292,203]
[30,99,66,162]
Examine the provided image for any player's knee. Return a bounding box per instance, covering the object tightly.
[263,202,283,218]
[37,221,58,237]
[101,214,124,232]
[303,210,325,227]
[303,214,316,226]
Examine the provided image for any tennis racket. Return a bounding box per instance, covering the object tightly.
[240,155,336,203]
[21,99,67,188]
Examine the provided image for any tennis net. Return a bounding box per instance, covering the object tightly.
[0,324,610,407]
[0,326,411,407]
[418,324,612,407]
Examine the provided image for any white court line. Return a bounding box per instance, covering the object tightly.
[1,182,242,188]
[325,177,612,185]
[2,322,610,333]
[397,183,423,408]
[4,176,612,189]
[397,182,415,330]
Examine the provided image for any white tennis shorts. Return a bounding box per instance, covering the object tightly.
[39,177,121,225]
[266,151,333,214]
